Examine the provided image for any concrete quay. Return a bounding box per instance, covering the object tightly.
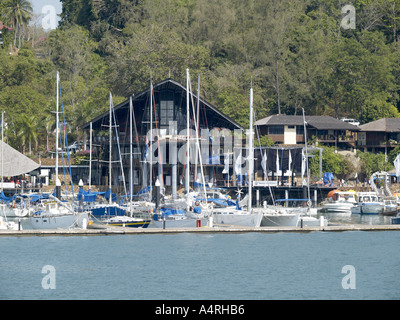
[1,223,400,236]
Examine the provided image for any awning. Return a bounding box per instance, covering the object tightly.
[0,140,40,176]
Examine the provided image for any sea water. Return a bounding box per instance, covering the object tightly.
[0,231,399,300]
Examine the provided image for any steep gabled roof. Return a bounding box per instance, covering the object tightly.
[82,78,244,131]
[359,118,400,132]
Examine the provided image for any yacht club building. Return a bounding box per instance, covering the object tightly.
[82,78,244,197]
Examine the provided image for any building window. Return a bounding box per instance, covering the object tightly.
[296,126,304,135]
[268,125,284,135]
[160,100,174,127]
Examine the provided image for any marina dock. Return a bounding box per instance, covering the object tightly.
[1,223,400,236]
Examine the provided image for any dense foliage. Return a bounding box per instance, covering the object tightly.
[1,0,400,178]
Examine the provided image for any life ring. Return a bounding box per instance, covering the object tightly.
[195,201,200,206]
[307,200,312,207]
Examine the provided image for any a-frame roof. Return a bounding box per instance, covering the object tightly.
[82,78,244,131]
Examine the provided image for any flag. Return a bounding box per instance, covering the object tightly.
[301,149,306,177]
[222,154,229,174]
[235,152,242,175]
[144,137,149,162]
[261,151,267,175]
[394,154,400,177]
[276,150,280,175]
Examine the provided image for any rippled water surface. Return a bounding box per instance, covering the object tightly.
[1,230,399,300]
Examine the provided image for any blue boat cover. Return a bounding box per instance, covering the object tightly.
[0,190,14,202]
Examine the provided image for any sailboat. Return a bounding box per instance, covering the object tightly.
[212,84,262,227]
[86,94,150,228]
[258,109,327,227]
[29,71,89,230]
[149,71,210,228]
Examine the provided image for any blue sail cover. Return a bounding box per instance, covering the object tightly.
[0,191,14,202]
[28,193,50,202]
[77,188,117,203]
[159,208,185,218]
[77,188,98,202]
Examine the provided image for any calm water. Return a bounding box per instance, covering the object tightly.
[0,231,399,300]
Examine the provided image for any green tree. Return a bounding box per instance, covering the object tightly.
[2,0,33,48]
[17,114,38,154]
[309,146,354,177]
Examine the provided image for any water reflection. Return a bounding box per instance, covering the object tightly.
[320,211,394,225]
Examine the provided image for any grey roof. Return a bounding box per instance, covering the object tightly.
[255,115,304,126]
[359,118,400,132]
[0,141,40,176]
[255,114,359,131]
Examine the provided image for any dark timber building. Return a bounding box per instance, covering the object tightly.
[82,78,244,197]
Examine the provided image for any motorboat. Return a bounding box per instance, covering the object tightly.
[321,190,356,214]
[351,192,384,215]
[382,197,398,216]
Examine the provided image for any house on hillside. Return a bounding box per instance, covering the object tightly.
[255,114,359,150]
[356,118,400,154]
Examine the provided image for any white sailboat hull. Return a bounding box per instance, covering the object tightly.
[150,217,209,228]
[212,210,262,227]
[261,213,299,226]
[29,211,89,230]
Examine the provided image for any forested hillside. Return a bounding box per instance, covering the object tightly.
[0,0,400,156]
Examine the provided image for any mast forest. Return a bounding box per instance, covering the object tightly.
[0,0,400,178]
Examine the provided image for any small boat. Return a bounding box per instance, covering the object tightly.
[213,207,263,227]
[322,190,356,214]
[151,207,209,228]
[102,215,151,228]
[260,199,302,227]
[382,197,398,216]
[0,204,21,230]
[29,198,89,230]
[265,199,327,227]
[392,211,400,224]
[351,192,384,215]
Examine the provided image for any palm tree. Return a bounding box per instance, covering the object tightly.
[18,114,38,154]
[2,0,33,48]
[44,113,55,152]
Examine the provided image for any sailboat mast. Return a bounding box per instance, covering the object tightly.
[89,122,92,191]
[186,68,190,194]
[302,108,311,202]
[55,71,59,184]
[248,85,254,212]
[109,92,112,205]
[129,96,133,216]
[149,81,153,189]
[1,111,3,192]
